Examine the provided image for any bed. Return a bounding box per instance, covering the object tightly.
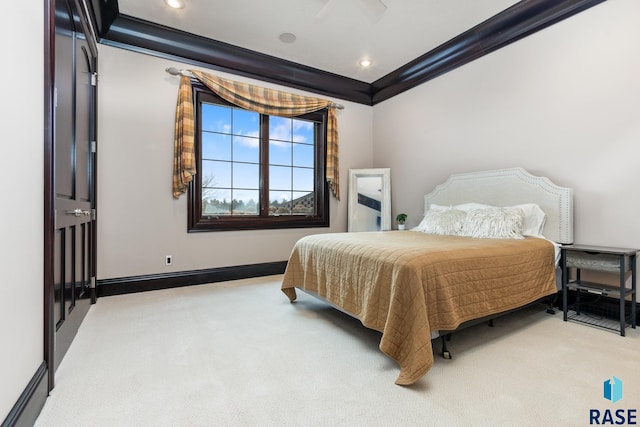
[281,167,573,385]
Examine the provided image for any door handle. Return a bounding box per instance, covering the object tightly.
[65,208,91,217]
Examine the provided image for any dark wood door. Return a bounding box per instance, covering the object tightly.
[50,0,98,375]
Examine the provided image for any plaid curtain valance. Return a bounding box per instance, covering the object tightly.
[172,70,340,200]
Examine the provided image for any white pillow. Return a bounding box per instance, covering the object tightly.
[460,207,525,239]
[429,202,546,237]
[413,208,467,235]
[509,203,546,236]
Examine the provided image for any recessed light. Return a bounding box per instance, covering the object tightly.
[359,59,372,68]
[279,32,297,43]
[165,0,185,9]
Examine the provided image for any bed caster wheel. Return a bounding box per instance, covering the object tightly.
[442,350,452,359]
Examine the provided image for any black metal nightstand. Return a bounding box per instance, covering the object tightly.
[561,244,637,336]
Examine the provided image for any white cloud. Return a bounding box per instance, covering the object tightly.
[269,123,291,147]
[293,120,313,143]
[230,117,314,148]
[235,131,259,148]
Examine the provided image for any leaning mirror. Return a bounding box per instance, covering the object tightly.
[348,168,391,232]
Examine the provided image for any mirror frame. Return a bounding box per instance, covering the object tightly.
[348,168,391,232]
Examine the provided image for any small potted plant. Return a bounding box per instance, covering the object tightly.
[396,213,407,230]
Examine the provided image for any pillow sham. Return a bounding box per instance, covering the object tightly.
[429,202,546,236]
[412,208,467,235]
[459,207,525,239]
[510,203,546,236]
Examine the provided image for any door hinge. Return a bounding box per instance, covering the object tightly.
[90,277,96,289]
[90,73,98,87]
[91,140,97,153]
[91,209,96,221]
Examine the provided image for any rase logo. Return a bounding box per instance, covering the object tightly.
[604,377,624,404]
[589,376,637,425]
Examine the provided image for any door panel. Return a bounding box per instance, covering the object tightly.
[53,230,63,330]
[54,23,74,200]
[76,45,92,202]
[51,0,97,373]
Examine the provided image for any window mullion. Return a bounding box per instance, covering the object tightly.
[260,114,269,217]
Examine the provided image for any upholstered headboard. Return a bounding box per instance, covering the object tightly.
[424,167,574,244]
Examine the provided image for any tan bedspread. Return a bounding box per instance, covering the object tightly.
[281,231,556,385]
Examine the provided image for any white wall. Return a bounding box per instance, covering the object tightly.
[0,2,44,420]
[97,45,373,279]
[373,0,640,250]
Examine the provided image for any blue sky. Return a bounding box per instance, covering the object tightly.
[201,103,315,205]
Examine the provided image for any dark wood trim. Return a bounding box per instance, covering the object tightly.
[69,0,99,58]
[84,1,99,305]
[90,52,99,305]
[97,261,288,296]
[91,0,607,106]
[0,363,48,427]
[100,14,373,105]
[43,0,55,393]
[371,0,608,104]
[87,0,118,37]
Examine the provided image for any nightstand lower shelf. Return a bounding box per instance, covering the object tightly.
[565,309,634,334]
[563,280,636,336]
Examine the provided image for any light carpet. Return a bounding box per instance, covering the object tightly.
[35,275,639,427]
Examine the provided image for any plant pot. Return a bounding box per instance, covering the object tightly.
[398,224,406,230]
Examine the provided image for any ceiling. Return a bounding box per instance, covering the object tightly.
[117,0,519,83]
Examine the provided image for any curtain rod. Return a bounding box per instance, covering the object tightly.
[165,67,345,110]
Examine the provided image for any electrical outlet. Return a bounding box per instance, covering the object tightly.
[165,255,172,266]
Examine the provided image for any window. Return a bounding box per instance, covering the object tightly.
[188,85,329,231]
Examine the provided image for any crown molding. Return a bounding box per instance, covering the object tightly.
[91,0,607,106]
[371,0,607,104]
